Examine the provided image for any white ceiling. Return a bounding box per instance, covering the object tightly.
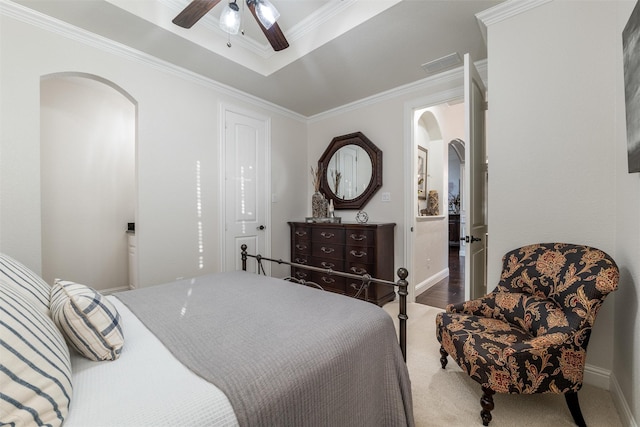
[12,0,503,117]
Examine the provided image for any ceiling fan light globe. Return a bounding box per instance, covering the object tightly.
[220,2,241,35]
[255,0,280,30]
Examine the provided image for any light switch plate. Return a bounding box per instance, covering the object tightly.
[381,192,391,202]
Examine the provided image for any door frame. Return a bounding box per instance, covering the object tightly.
[403,63,488,303]
[403,87,462,302]
[218,103,272,273]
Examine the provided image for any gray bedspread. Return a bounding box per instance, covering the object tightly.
[116,271,414,427]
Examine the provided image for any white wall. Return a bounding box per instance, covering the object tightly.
[0,9,307,286]
[307,74,470,290]
[485,0,638,423]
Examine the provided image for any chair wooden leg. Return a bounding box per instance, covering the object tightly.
[565,392,587,427]
[439,345,448,369]
[480,386,495,426]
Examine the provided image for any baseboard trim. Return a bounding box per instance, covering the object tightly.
[415,268,449,296]
[584,363,610,390]
[583,365,638,427]
[610,372,638,427]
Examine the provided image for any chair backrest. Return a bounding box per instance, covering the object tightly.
[495,243,619,332]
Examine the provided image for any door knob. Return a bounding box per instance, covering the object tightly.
[257,225,265,230]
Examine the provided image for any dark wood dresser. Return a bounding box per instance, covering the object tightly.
[288,221,396,306]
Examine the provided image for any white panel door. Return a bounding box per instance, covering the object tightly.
[222,108,270,273]
[463,53,488,301]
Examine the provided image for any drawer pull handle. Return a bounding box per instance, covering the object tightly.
[350,250,367,258]
[320,232,335,239]
[321,261,335,269]
[295,231,307,236]
[294,258,307,264]
[321,247,335,254]
[350,233,367,241]
[296,271,308,279]
[295,244,307,251]
[321,277,335,284]
[351,267,366,275]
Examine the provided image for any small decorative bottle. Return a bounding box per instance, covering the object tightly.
[328,199,335,218]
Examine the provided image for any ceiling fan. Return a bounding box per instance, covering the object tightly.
[172,0,289,51]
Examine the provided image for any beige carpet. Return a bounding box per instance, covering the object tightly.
[383,301,622,427]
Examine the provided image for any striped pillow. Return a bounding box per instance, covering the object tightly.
[0,282,72,427]
[50,280,124,361]
[0,252,50,315]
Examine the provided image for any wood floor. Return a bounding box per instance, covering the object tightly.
[415,247,465,309]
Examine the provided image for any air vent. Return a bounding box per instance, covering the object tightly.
[421,52,462,75]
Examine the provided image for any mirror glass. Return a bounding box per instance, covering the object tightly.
[318,132,382,210]
[326,145,372,200]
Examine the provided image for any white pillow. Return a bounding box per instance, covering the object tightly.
[0,282,72,427]
[50,279,124,361]
[0,252,51,315]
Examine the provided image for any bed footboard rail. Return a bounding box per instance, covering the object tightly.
[240,244,409,361]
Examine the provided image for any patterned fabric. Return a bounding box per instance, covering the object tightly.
[0,281,72,427]
[0,252,51,315]
[50,279,124,361]
[436,243,618,395]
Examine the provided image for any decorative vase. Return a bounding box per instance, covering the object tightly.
[427,190,439,215]
[312,191,325,218]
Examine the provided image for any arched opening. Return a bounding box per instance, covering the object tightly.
[40,73,137,291]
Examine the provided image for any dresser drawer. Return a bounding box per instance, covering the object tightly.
[292,226,311,241]
[312,242,343,260]
[346,229,374,247]
[345,279,370,299]
[312,228,345,244]
[292,254,310,265]
[312,272,345,293]
[310,257,342,271]
[346,247,374,263]
[293,241,311,255]
[346,263,372,276]
[292,268,311,281]
[346,281,392,301]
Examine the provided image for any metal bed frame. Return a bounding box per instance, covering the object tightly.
[240,244,409,361]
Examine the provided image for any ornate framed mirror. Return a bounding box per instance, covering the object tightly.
[318,132,382,210]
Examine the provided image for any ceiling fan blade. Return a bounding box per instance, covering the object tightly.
[247,2,289,51]
[172,0,222,29]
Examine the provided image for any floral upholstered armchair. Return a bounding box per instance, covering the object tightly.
[436,243,619,426]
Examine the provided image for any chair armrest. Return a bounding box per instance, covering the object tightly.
[446,292,498,316]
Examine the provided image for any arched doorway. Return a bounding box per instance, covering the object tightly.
[40,73,136,291]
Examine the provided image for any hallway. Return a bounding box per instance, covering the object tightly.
[415,248,465,309]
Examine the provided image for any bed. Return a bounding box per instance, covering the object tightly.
[1,251,414,427]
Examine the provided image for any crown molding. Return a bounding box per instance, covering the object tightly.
[2,0,491,123]
[286,0,356,42]
[476,0,553,43]
[308,59,488,123]
[0,0,306,123]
